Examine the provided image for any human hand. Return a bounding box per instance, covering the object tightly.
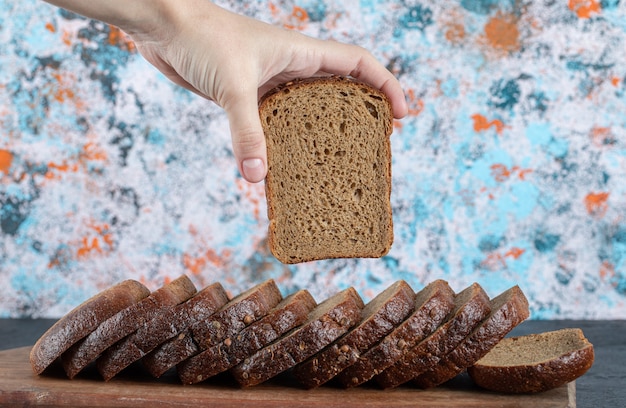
[46,0,408,183]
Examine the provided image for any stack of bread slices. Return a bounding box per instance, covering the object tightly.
[30,275,593,393]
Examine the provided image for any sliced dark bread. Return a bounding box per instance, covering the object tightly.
[375,282,491,389]
[96,282,229,381]
[177,289,317,384]
[61,275,197,378]
[335,279,455,388]
[142,279,283,378]
[468,328,594,393]
[413,285,530,388]
[30,279,150,375]
[292,280,415,388]
[260,76,394,264]
[230,287,364,387]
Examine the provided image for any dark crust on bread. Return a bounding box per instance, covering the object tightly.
[467,328,595,393]
[177,290,317,384]
[335,279,455,388]
[29,280,150,375]
[292,281,415,389]
[96,282,229,381]
[375,283,491,389]
[141,279,283,378]
[230,287,364,387]
[413,285,530,388]
[60,275,197,379]
[261,75,394,264]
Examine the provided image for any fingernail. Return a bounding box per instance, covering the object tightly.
[242,158,266,183]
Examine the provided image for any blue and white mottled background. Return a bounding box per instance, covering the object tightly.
[1,0,625,319]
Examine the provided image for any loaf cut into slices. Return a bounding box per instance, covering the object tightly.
[375,283,491,388]
[177,289,317,384]
[230,287,364,387]
[292,280,415,388]
[413,285,530,388]
[336,279,456,388]
[30,279,150,375]
[260,76,394,264]
[96,282,229,381]
[61,275,197,378]
[142,279,282,378]
[468,328,594,393]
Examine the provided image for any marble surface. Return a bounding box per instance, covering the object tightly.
[0,1,625,319]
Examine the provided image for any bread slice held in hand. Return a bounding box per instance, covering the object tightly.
[30,279,150,375]
[260,76,395,264]
[468,328,594,393]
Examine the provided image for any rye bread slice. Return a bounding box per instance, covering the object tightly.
[142,279,283,378]
[260,76,394,264]
[30,279,150,375]
[96,282,228,381]
[292,280,415,388]
[413,285,530,388]
[177,289,317,384]
[375,282,491,389]
[61,275,197,378]
[335,279,455,388]
[468,328,594,393]
[230,287,364,387]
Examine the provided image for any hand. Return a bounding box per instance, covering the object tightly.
[46,0,409,183]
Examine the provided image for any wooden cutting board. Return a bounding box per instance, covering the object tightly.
[0,346,574,407]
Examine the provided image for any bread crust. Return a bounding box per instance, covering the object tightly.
[230,287,364,387]
[260,76,394,264]
[467,328,595,393]
[29,279,150,375]
[292,280,415,388]
[142,279,282,378]
[177,289,316,384]
[96,282,228,381]
[375,283,491,388]
[413,285,530,388]
[335,279,456,388]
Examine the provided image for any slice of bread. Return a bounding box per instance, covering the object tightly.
[292,280,415,388]
[61,275,197,378]
[230,287,364,387]
[96,282,229,381]
[177,289,317,384]
[468,328,594,393]
[375,283,491,389]
[30,279,150,375]
[260,76,394,264]
[141,279,282,378]
[413,285,530,388]
[335,279,455,388]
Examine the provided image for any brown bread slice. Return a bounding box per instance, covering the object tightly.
[413,285,530,388]
[292,280,415,388]
[230,287,364,387]
[375,282,491,389]
[177,289,317,384]
[96,282,229,381]
[142,279,283,378]
[61,275,197,379]
[468,328,594,393]
[30,279,150,375]
[260,76,394,264]
[336,279,455,388]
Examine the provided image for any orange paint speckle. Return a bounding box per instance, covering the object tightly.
[505,247,525,260]
[471,114,505,134]
[406,89,425,116]
[445,22,466,43]
[490,164,533,182]
[107,25,136,52]
[599,260,615,280]
[611,77,621,87]
[481,247,526,270]
[0,149,13,174]
[284,6,309,30]
[45,22,56,33]
[484,13,520,52]
[585,192,610,217]
[568,0,601,18]
[590,126,615,147]
[77,221,114,259]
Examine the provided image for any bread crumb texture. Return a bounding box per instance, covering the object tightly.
[261,77,394,264]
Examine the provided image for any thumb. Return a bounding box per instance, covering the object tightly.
[224,93,268,183]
